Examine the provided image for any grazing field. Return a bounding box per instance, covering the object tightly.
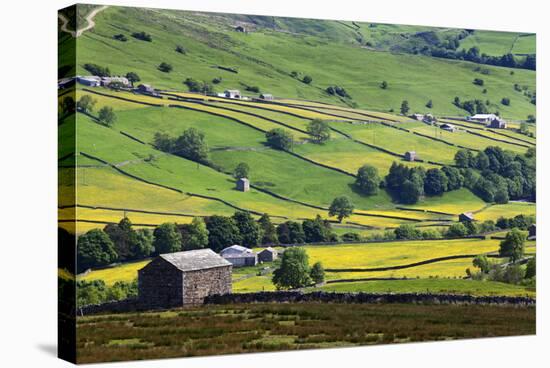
[315,279,535,297]
[76,302,535,363]
[79,260,150,286]
[458,30,525,56]
[474,202,536,222]
[402,188,487,214]
[73,7,535,120]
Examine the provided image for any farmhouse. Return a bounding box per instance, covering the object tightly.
[101,76,131,87]
[258,247,278,262]
[76,75,101,87]
[458,212,475,222]
[236,177,250,192]
[469,113,498,123]
[220,245,257,267]
[224,89,241,99]
[528,224,536,240]
[138,249,232,308]
[440,123,456,132]
[404,151,417,162]
[259,93,274,101]
[488,118,507,129]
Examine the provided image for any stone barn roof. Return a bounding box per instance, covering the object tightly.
[159,249,231,272]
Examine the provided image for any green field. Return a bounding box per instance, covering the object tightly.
[68,6,535,120]
[61,5,536,303]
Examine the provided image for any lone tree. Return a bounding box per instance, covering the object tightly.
[302,75,313,84]
[272,247,312,289]
[499,228,526,263]
[266,128,293,151]
[426,99,433,108]
[77,95,96,114]
[158,62,173,73]
[98,106,117,127]
[307,119,331,143]
[234,162,250,179]
[355,165,380,195]
[380,81,388,89]
[400,100,410,115]
[77,229,118,272]
[125,72,140,84]
[310,261,325,284]
[329,196,354,222]
[473,254,490,273]
[153,223,182,255]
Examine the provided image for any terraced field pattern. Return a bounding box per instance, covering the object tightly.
[60,4,536,300]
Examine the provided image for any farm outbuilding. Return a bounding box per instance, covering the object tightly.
[138,249,232,308]
[258,247,278,262]
[224,89,241,99]
[411,113,424,121]
[469,113,498,123]
[404,151,417,162]
[236,178,250,192]
[458,212,475,222]
[259,93,274,101]
[76,76,101,87]
[235,25,247,33]
[220,245,257,267]
[136,84,156,95]
[440,123,456,132]
[488,118,507,129]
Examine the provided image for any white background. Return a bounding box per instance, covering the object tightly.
[0,0,547,366]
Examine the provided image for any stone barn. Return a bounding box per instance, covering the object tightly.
[488,118,507,129]
[224,89,241,99]
[404,151,417,162]
[258,247,278,262]
[220,245,257,267]
[259,93,274,101]
[138,249,232,308]
[440,123,456,132]
[236,178,250,192]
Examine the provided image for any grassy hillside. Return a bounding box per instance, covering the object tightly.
[70,6,535,120]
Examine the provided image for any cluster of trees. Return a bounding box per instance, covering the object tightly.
[83,63,110,77]
[266,128,293,151]
[325,85,350,98]
[453,97,489,115]
[384,163,463,204]
[418,39,535,70]
[76,95,117,126]
[183,78,213,94]
[153,128,209,165]
[132,31,152,42]
[77,279,137,307]
[454,146,535,202]
[245,85,260,93]
[468,229,535,286]
[495,214,535,230]
[77,211,344,272]
[272,248,325,289]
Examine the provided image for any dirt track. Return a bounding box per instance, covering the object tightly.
[58,5,108,37]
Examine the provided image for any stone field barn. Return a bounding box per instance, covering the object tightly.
[138,249,232,308]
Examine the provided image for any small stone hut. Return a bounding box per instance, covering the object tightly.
[258,247,278,262]
[138,249,232,308]
[224,89,241,99]
[236,177,250,192]
[488,118,507,129]
[459,212,475,222]
[404,151,417,162]
[220,245,257,267]
[440,123,456,132]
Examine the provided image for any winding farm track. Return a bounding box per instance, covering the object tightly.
[58,5,108,38]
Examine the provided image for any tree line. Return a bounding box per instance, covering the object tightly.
[76,212,345,272]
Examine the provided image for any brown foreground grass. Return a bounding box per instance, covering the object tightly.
[77,303,535,363]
